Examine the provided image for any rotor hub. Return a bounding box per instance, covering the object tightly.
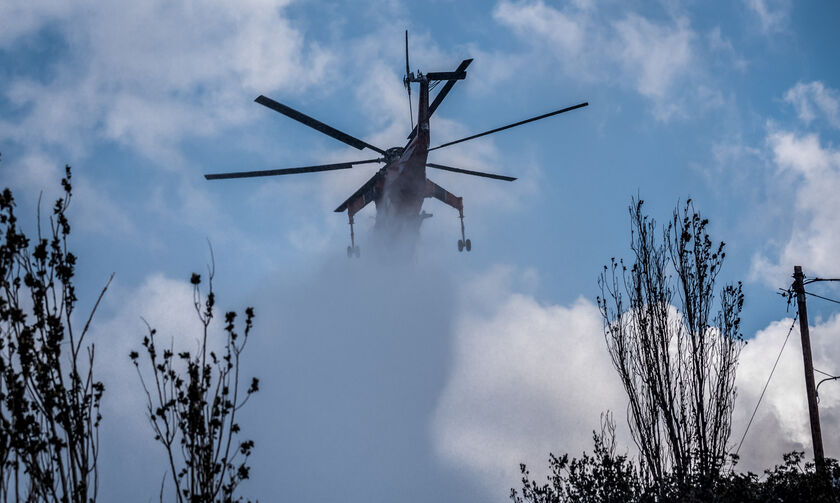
[384,147,404,163]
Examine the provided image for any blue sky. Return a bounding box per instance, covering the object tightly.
[2,0,840,501]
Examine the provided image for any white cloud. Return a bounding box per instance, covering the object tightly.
[0,0,332,162]
[91,273,205,409]
[744,0,792,33]
[492,0,596,86]
[494,1,585,57]
[750,130,840,284]
[433,266,628,497]
[3,150,62,193]
[712,138,763,171]
[492,1,703,120]
[0,1,75,46]
[73,179,138,236]
[784,81,840,129]
[707,27,748,73]
[0,152,137,239]
[612,14,694,101]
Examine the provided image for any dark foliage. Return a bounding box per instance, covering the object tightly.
[511,414,645,503]
[130,263,258,503]
[0,164,109,502]
[514,446,840,503]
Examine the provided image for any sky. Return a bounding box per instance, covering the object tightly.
[2,0,840,501]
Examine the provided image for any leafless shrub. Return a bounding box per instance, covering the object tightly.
[597,199,744,493]
[130,263,258,503]
[0,165,108,502]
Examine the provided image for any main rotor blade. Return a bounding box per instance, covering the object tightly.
[255,95,386,155]
[405,30,414,129]
[405,30,411,81]
[428,102,588,152]
[407,58,473,141]
[205,158,382,180]
[430,59,472,116]
[427,163,516,181]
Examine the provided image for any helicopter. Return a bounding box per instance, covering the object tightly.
[205,31,587,257]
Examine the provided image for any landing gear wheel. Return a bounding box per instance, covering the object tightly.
[457,239,464,252]
[354,246,361,258]
[465,239,471,252]
[347,246,353,258]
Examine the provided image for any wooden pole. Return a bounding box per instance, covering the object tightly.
[792,265,825,469]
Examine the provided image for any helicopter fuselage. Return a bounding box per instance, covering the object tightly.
[372,79,431,235]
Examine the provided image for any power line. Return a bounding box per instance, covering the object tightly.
[817,376,840,401]
[804,290,840,305]
[735,312,799,457]
[814,368,840,397]
[814,368,836,378]
[815,366,840,402]
[804,277,840,285]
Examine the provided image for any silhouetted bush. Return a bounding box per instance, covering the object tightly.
[511,414,645,503]
[514,446,840,503]
[130,263,258,503]
[598,199,744,493]
[0,164,108,502]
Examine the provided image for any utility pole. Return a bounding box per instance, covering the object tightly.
[792,265,825,470]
